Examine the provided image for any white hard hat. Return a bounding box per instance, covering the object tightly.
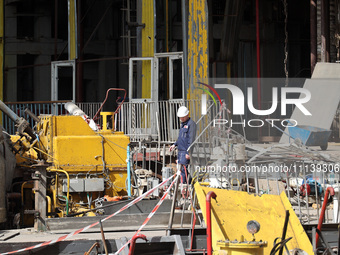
[177,106,189,117]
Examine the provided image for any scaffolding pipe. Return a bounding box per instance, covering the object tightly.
[316,187,335,245]
[206,191,217,255]
[127,145,131,197]
[167,165,180,236]
[99,219,108,255]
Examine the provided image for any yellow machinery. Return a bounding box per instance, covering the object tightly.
[34,114,129,217]
[1,99,130,227]
[195,183,313,255]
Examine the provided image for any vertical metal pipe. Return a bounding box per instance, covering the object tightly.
[321,0,330,62]
[256,0,261,110]
[303,163,310,223]
[316,187,335,245]
[310,0,317,74]
[314,170,319,222]
[149,143,151,171]
[54,0,58,60]
[296,169,301,221]
[181,0,188,99]
[162,144,166,169]
[312,227,317,253]
[127,145,131,197]
[68,0,78,60]
[166,0,169,98]
[99,219,108,255]
[167,169,180,236]
[76,0,84,102]
[206,191,217,255]
[188,192,197,251]
[286,174,290,200]
[254,164,259,195]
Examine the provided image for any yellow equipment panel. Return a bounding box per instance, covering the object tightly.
[36,115,130,213]
[195,183,313,255]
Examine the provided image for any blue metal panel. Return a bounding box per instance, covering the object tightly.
[288,125,331,147]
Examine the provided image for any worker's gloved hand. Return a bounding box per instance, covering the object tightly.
[169,144,176,152]
[185,154,190,160]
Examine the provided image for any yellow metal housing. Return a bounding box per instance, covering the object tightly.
[195,183,313,255]
[35,115,129,215]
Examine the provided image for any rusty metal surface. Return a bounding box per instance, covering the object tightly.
[187,0,209,100]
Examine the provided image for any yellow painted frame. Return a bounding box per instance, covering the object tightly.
[141,0,155,99]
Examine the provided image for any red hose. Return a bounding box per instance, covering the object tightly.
[128,234,147,255]
[206,191,217,255]
[316,187,335,246]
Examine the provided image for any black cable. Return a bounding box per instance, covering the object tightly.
[270,237,292,255]
[279,210,290,255]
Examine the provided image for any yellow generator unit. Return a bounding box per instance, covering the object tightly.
[35,113,130,217]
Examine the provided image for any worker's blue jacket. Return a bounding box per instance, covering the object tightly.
[174,118,196,165]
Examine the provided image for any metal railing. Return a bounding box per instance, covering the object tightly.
[2,101,101,134]
[116,99,221,143]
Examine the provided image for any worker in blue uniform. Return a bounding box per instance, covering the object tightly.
[169,106,197,183]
